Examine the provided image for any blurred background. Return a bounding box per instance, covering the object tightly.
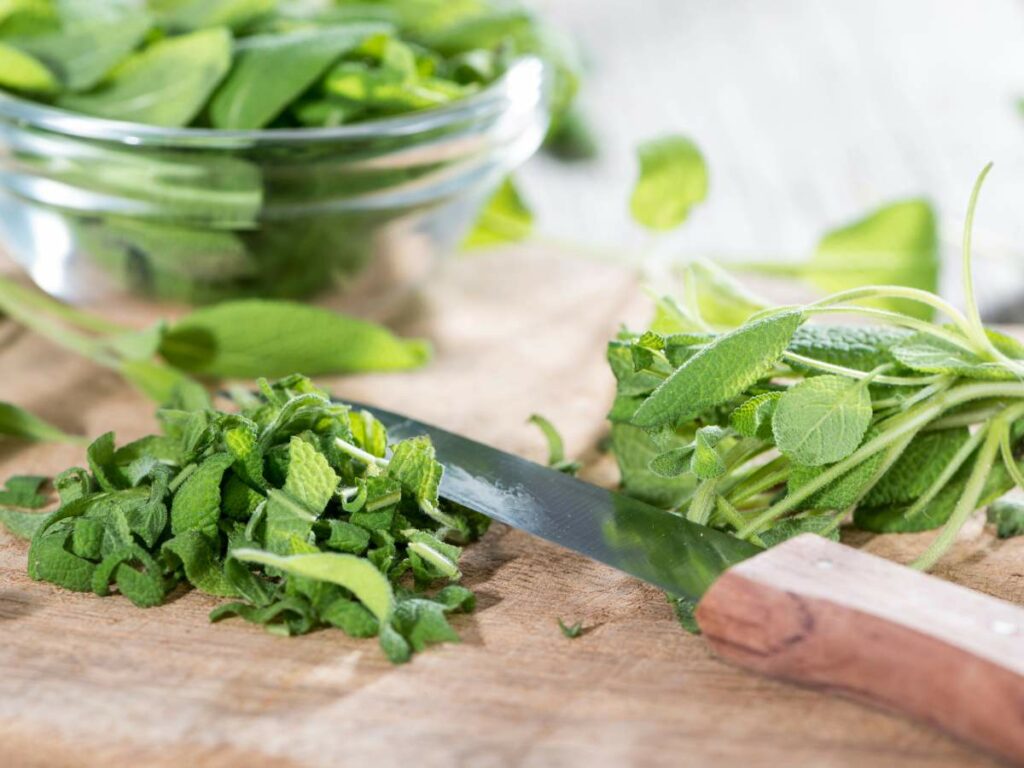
[522,0,1024,315]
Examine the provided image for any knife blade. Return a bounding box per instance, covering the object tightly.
[347,400,1024,765]
[347,400,761,600]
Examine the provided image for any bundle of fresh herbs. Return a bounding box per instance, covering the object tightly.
[610,165,1024,578]
[0,0,578,131]
[0,374,486,662]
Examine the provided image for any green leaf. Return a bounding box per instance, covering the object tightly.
[321,597,379,637]
[854,452,1017,533]
[463,177,534,249]
[0,401,79,443]
[159,300,431,378]
[772,375,873,466]
[0,41,56,93]
[58,27,232,127]
[690,426,727,479]
[210,24,383,129]
[163,531,237,597]
[87,432,129,492]
[557,618,583,638]
[0,507,47,539]
[404,529,462,581]
[787,325,911,374]
[282,436,338,516]
[730,392,781,440]
[6,0,152,91]
[669,594,700,634]
[760,514,840,547]
[150,0,275,32]
[210,596,317,636]
[170,453,235,539]
[891,333,1016,381]
[323,519,371,554]
[386,436,442,513]
[631,311,802,429]
[262,487,316,555]
[29,524,95,592]
[232,548,395,624]
[610,423,696,508]
[527,413,581,474]
[862,428,970,507]
[987,500,1024,539]
[630,135,708,231]
[807,200,939,320]
[0,475,48,508]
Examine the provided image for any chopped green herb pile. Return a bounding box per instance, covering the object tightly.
[0,0,577,130]
[611,164,1024,572]
[0,375,488,662]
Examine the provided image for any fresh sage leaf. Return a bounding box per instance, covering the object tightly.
[631,311,802,429]
[772,375,873,466]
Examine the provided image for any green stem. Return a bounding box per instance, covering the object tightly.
[999,425,1024,492]
[783,352,942,387]
[334,437,389,469]
[803,285,973,335]
[715,496,766,546]
[686,478,718,525]
[0,279,109,363]
[912,423,1002,571]
[0,277,126,335]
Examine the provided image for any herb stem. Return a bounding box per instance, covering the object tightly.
[999,426,1024,492]
[912,419,1004,571]
[803,286,973,337]
[334,437,389,469]
[783,352,943,387]
[715,496,766,546]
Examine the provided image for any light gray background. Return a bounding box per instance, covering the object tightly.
[521,0,1024,314]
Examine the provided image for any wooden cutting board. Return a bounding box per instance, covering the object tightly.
[1,249,1020,768]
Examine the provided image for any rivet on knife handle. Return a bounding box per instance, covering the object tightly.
[695,534,1024,765]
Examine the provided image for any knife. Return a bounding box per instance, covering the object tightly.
[353,401,1024,765]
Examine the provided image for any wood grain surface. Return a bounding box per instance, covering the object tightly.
[1,250,1022,768]
[697,534,1024,765]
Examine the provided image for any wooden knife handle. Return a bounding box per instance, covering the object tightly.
[695,534,1024,765]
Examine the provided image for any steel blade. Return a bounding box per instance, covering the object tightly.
[346,401,763,600]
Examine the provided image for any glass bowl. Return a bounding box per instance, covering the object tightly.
[0,57,550,316]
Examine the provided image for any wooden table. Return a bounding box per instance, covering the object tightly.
[1,250,1021,767]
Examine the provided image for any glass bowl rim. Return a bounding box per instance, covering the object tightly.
[0,56,546,148]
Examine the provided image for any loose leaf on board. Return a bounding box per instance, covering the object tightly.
[158,300,431,377]
[630,135,708,231]
[0,401,79,443]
